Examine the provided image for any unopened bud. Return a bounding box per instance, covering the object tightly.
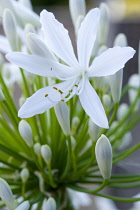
[34,143,41,156]
[54,101,70,136]
[41,145,52,165]
[128,74,140,111]
[20,168,30,183]
[102,94,111,111]
[43,197,56,210]
[26,33,55,60]
[95,135,112,179]
[3,9,19,51]
[88,119,100,141]
[119,132,132,151]
[18,120,33,147]
[15,201,30,210]
[117,103,129,120]
[75,15,84,36]
[72,116,80,135]
[0,178,17,209]
[69,0,86,29]
[24,23,35,35]
[0,89,5,101]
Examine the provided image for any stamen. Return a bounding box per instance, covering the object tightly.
[53,87,58,90]
[45,94,48,97]
[74,84,78,87]
[69,90,72,93]
[61,99,65,102]
[58,90,63,94]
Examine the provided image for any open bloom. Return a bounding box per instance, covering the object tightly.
[6,8,135,128]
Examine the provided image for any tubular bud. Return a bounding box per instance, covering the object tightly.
[95,135,112,179]
[18,120,33,147]
[117,103,129,120]
[3,8,19,51]
[42,197,56,210]
[54,101,71,136]
[41,145,52,165]
[0,178,17,210]
[20,168,30,183]
[15,201,30,210]
[34,142,41,156]
[88,119,100,141]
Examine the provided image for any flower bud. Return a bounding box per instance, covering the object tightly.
[109,34,127,102]
[34,143,41,156]
[54,101,71,136]
[88,119,100,141]
[118,132,132,151]
[18,120,33,147]
[20,168,30,183]
[3,8,19,51]
[0,178,17,209]
[128,74,140,111]
[117,103,129,120]
[42,197,56,210]
[24,23,36,35]
[69,0,86,29]
[102,94,112,111]
[26,33,56,60]
[0,89,5,101]
[41,145,52,165]
[15,201,30,210]
[95,135,112,179]
[75,15,84,36]
[97,3,109,44]
[71,116,80,135]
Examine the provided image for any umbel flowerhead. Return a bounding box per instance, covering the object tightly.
[6,8,135,128]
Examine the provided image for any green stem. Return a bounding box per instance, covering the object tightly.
[47,162,57,188]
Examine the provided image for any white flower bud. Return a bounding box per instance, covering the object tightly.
[3,8,19,51]
[75,15,84,36]
[118,132,132,151]
[97,3,109,44]
[54,101,71,136]
[88,119,100,141]
[117,103,129,120]
[0,89,5,101]
[24,23,36,35]
[34,143,41,156]
[41,145,52,165]
[19,0,32,10]
[42,197,56,210]
[95,135,112,179]
[69,0,86,29]
[72,116,80,135]
[102,94,112,111]
[0,178,17,209]
[109,33,127,103]
[26,33,56,60]
[15,201,30,210]
[128,74,140,111]
[20,168,30,183]
[18,120,33,147]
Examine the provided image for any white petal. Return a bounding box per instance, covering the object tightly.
[79,79,108,128]
[0,35,11,53]
[40,10,79,68]
[77,8,100,68]
[15,201,30,210]
[6,52,77,79]
[18,80,74,118]
[88,46,136,77]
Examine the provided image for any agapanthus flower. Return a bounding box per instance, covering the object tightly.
[6,8,135,128]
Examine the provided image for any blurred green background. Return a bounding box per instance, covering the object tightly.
[31,0,68,6]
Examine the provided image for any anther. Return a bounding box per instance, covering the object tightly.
[61,99,65,102]
[69,90,72,93]
[53,87,58,90]
[58,90,63,94]
[45,94,48,97]
[74,84,78,87]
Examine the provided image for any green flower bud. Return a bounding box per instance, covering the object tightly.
[95,135,112,179]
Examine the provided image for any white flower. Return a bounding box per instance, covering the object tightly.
[6,9,135,128]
